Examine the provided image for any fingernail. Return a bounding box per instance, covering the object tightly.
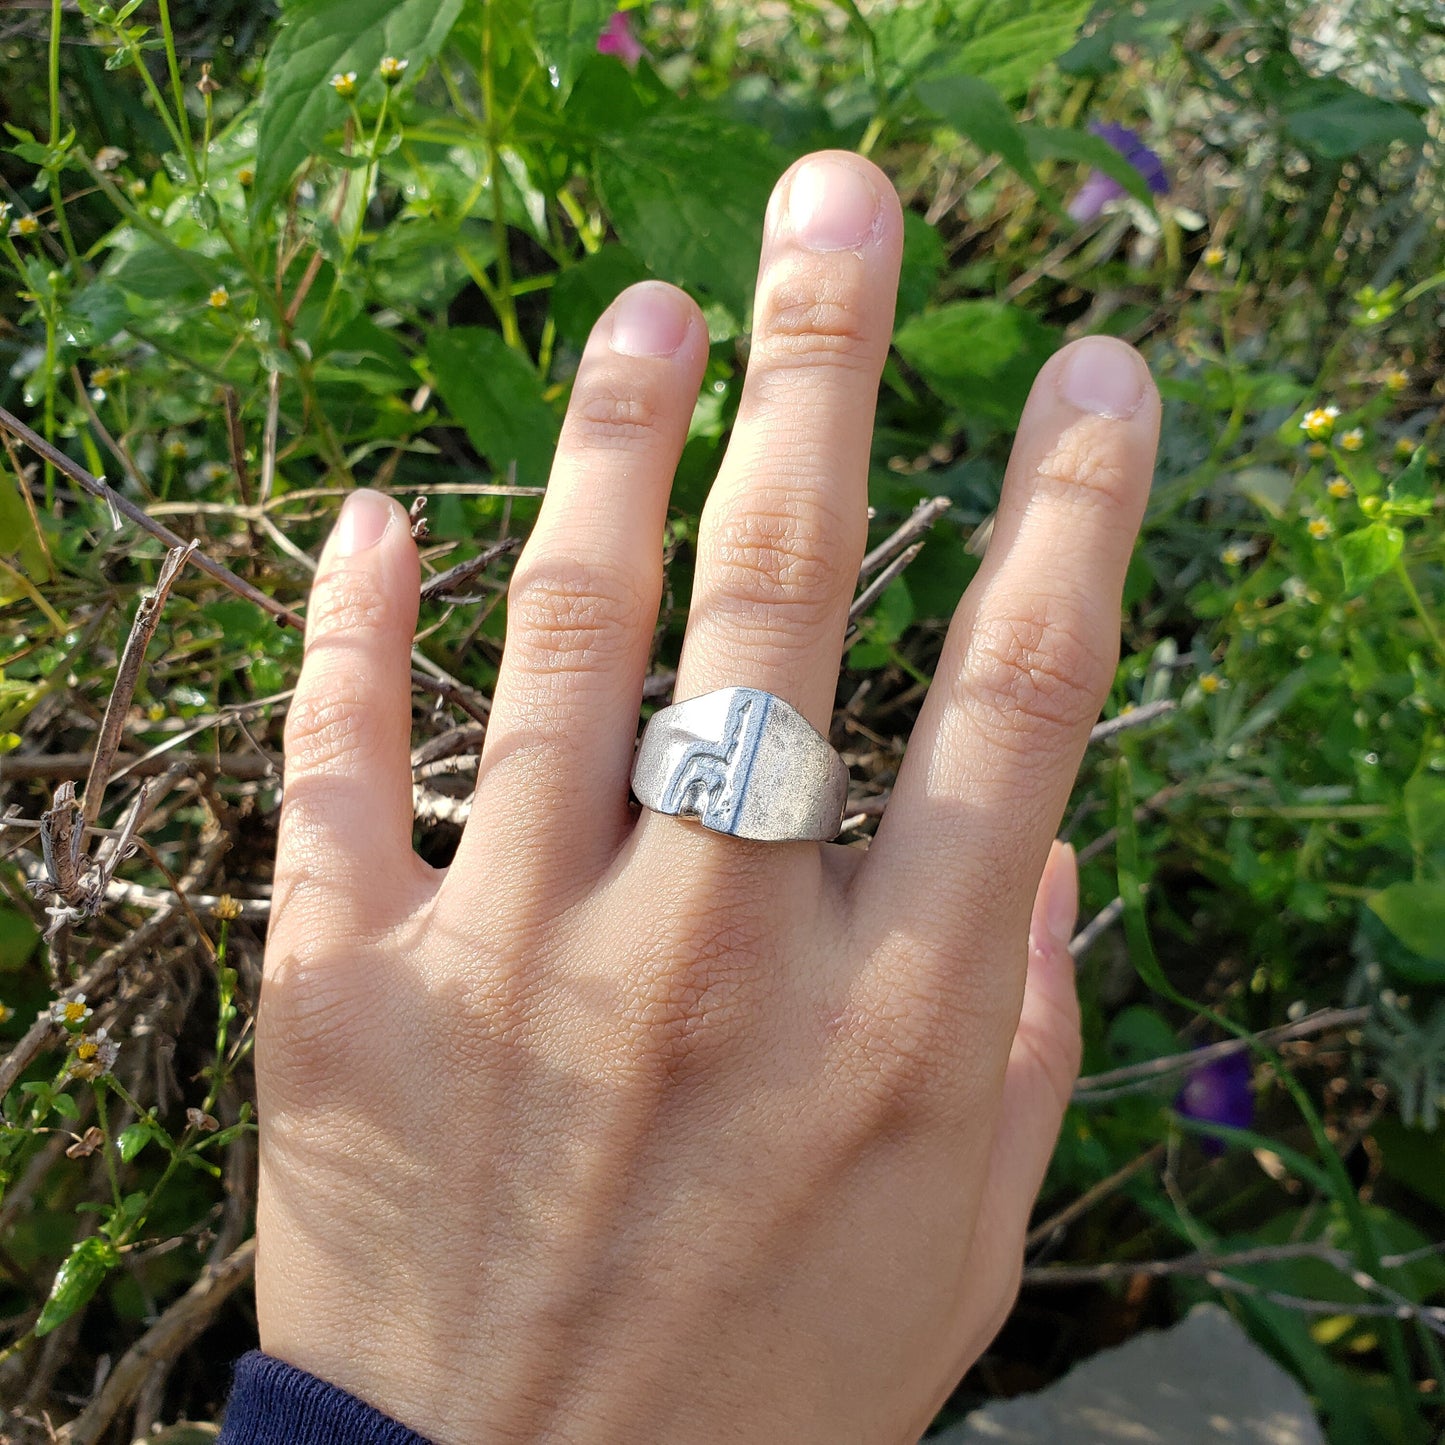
[785,155,880,251]
[334,489,394,556]
[1058,336,1148,418]
[1040,842,1079,950]
[609,281,693,358]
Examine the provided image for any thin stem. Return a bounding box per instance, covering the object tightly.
[92,1083,124,1211]
[1394,554,1445,666]
[480,0,522,351]
[45,0,79,264]
[156,0,197,180]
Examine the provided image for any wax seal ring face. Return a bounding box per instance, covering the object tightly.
[631,687,849,843]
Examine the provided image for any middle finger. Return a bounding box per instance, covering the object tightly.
[667,151,904,736]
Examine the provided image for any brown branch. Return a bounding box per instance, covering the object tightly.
[1086,698,1178,742]
[0,833,227,1097]
[847,541,923,636]
[1072,1006,1372,1103]
[82,541,195,831]
[0,402,305,631]
[419,536,522,603]
[858,495,950,579]
[54,1236,255,1445]
[1027,1144,1165,1252]
[224,388,253,507]
[1,751,279,782]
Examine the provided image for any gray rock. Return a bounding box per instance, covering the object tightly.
[929,1304,1324,1445]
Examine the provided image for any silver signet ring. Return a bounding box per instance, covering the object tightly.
[631,687,849,843]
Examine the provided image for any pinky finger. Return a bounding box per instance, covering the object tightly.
[954,842,1082,1358]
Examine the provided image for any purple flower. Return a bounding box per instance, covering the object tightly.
[597,11,645,68]
[1177,1050,1254,1155]
[1067,122,1169,223]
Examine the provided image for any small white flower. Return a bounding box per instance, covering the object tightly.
[50,993,92,1027]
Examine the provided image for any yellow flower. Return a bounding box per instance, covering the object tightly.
[1326,476,1352,499]
[330,70,358,97]
[164,438,189,461]
[1307,517,1332,540]
[68,1026,119,1079]
[1300,405,1340,441]
[208,286,230,309]
[0,1002,12,1024]
[50,994,92,1027]
[1395,437,1416,460]
[237,165,255,187]
[11,214,41,238]
[1203,245,1226,268]
[378,55,409,84]
[1384,369,1408,393]
[1306,441,1327,460]
[1339,427,1365,452]
[214,894,243,922]
[1199,673,1221,694]
[1220,545,1246,567]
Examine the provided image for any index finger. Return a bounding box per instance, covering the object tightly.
[855,336,1160,973]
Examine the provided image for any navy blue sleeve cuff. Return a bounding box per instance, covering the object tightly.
[219,1351,436,1445]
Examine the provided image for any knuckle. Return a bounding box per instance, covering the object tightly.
[258,944,367,1101]
[504,555,650,677]
[566,374,672,451]
[829,976,980,1130]
[614,899,768,1092]
[753,257,877,375]
[284,681,375,776]
[700,497,849,634]
[962,596,1113,744]
[1034,424,1137,515]
[305,564,393,644]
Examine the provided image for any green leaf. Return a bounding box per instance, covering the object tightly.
[946,0,1091,100]
[0,461,51,584]
[252,0,466,217]
[105,237,225,306]
[859,578,915,646]
[427,328,558,487]
[1337,522,1403,596]
[594,110,781,324]
[913,72,1047,199]
[36,1236,119,1336]
[51,1091,79,1121]
[897,212,945,323]
[1022,123,1161,208]
[0,906,39,973]
[551,245,651,350]
[1368,882,1445,969]
[1404,772,1445,856]
[1384,447,1434,517]
[1106,1004,1179,1068]
[1283,89,1427,159]
[117,1117,166,1162]
[893,300,1060,429]
[532,0,613,97]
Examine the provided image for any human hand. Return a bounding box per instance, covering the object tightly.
[256,150,1160,1444]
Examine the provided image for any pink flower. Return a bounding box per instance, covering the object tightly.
[597,11,645,68]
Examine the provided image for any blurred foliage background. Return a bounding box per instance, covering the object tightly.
[0,1,1442,1440]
